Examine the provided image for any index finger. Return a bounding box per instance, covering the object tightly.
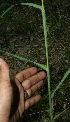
[15,67,37,82]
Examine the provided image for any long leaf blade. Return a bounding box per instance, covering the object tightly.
[53,108,69,120]
[21,3,42,10]
[51,68,70,98]
[0,5,15,17]
[0,2,41,18]
[5,51,47,71]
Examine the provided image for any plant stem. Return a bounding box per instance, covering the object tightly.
[41,1,53,121]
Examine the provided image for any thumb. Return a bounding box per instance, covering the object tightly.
[0,58,10,83]
[0,59,12,121]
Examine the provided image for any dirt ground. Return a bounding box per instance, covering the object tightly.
[0,0,70,122]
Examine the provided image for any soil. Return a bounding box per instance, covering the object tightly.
[0,0,70,122]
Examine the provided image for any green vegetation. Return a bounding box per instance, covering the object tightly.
[0,0,70,122]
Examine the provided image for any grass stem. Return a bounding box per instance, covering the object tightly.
[41,1,53,121]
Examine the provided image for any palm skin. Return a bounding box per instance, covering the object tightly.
[0,58,46,122]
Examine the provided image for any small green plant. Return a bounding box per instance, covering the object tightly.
[0,0,70,122]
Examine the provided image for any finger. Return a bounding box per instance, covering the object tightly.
[18,86,25,116]
[0,58,10,84]
[25,95,41,110]
[0,58,12,118]
[14,78,25,116]
[26,80,43,97]
[15,67,37,82]
[22,71,46,90]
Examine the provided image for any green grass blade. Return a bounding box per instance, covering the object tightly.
[41,0,53,121]
[51,68,70,98]
[21,3,42,10]
[53,108,69,120]
[0,2,42,18]
[5,51,47,71]
[41,2,48,59]
[0,5,15,17]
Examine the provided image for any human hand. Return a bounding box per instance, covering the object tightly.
[0,58,46,122]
